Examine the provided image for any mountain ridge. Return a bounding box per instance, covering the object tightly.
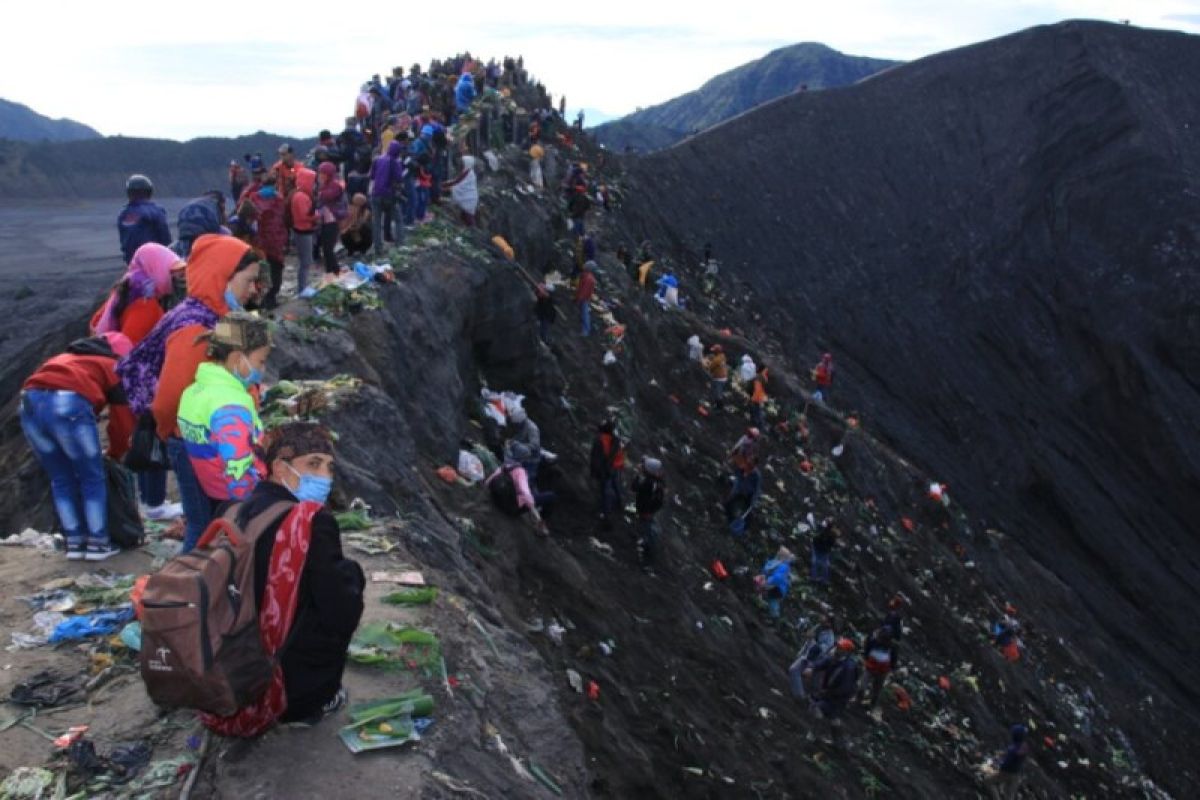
[0,98,101,142]
[592,42,899,151]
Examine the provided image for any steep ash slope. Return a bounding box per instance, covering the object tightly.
[622,18,1200,790]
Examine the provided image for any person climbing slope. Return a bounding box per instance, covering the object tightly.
[535,284,556,346]
[706,344,728,409]
[486,442,551,534]
[507,406,542,484]
[750,365,769,429]
[859,625,900,710]
[728,427,761,474]
[812,352,834,403]
[990,724,1031,799]
[811,523,839,585]
[724,462,761,535]
[576,261,597,337]
[589,419,625,530]
[631,457,666,570]
[789,616,838,699]
[758,547,796,618]
[808,638,861,748]
[20,332,135,561]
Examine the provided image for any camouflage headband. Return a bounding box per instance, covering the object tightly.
[263,422,336,463]
[211,312,272,351]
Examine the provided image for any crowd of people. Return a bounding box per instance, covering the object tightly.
[16,51,1031,793]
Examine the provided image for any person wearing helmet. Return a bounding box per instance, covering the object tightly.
[20,332,136,561]
[632,457,666,570]
[807,637,861,747]
[118,174,172,264]
[992,724,1030,798]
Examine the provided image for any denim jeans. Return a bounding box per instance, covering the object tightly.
[414,187,430,222]
[636,517,659,564]
[538,318,552,345]
[580,301,591,336]
[370,196,397,258]
[811,550,832,584]
[20,390,107,547]
[294,230,315,292]
[168,436,212,553]
[137,469,167,507]
[598,474,621,516]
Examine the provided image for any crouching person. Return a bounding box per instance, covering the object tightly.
[200,422,365,735]
[486,442,552,535]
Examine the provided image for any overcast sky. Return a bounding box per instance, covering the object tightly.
[4,1,1198,140]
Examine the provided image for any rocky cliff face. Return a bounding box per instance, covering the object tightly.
[622,18,1200,791]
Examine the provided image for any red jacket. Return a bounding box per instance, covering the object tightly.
[24,353,134,459]
[575,271,596,303]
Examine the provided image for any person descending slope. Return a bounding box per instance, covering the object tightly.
[724,462,761,536]
[758,547,796,618]
[990,724,1031,799]
[808,638,862,748]
[789,616,838,699]
[859,625,900,710]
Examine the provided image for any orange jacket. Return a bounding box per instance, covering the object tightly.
[151,236,250,440]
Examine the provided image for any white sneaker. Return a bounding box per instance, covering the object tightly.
[144,502,184,521]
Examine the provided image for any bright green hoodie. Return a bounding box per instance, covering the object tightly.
[177,362,264,501]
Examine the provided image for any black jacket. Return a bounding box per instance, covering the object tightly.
[632,473,665,518]
[238,481,365,721]
[535,294,556,322]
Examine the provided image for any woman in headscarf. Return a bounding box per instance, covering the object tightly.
[118,234,262,550]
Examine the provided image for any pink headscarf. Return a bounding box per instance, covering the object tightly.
[92,243,180,334]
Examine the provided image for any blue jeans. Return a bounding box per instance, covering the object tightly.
[598,474,621,517]
[571,217,584,237]
[20,390,107,548]
[137,469,167,507]
[811,550,831,584]
[294,230,315,292]
[168,436,212,553]
[538,318,552,345]
[580,301,591,336]
[414,187,429,222]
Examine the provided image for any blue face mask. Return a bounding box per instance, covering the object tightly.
[224,288,243,311]
[287,462,332,505]
[237,355,262,389]
[259,185,278,199]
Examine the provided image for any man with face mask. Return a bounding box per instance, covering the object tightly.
[236,422,364,727]
[177,313,272,552]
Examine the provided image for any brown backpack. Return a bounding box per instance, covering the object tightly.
[139,500,293,717]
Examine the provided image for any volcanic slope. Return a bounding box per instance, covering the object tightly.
[621,18,1200,794]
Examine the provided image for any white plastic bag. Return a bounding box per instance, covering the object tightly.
[457,450,485,484]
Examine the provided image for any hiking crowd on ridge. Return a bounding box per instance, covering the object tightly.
[14,50,1032,795]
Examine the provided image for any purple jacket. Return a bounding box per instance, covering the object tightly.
[369,141,404,198]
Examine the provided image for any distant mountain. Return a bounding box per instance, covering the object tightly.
[0,132,314,199]
[592,43,899,152]
[0,99,101,142]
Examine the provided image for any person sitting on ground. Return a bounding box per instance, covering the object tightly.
[724,462,761,535]
[535,284,556,346]
[990,724,1031,799]
[728,427,761,474]
[812,352,834,403]
[442,153,479,226]
[759,547,796,618]
[589,419,625,530]
[172,192,227,259]
[705,344,729,408]
[200,422,365,736]
[339,194,373,257]
[120,235,262,553]
[177,314,272,547]
[789,616,837,699]
[811,523,838,585]
[118,174,172,264]
[486,442,550,533]
[859,625,900,709]
[20,332,135,561]
[631,457,666,570]
[507,406,542,482]
[808,638,861,748]
[90,242,186,519]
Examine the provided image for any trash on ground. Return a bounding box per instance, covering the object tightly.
[349,622,441,671]
[371,571,426,585]
[9,669,85,707]
[382,587,439,606]
[339,690,434,754]
[49,607,134,643]
[1,529,60,550]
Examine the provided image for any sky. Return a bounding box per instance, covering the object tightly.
[3,0,1199,140]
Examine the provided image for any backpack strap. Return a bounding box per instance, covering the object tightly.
[242,500,296,544]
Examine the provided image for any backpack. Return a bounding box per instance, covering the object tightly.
[139,500,293,717]
[104,458,144,549]
[488,466,521,516]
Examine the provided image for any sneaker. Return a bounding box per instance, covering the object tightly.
[144,502,184,521]
[66,539,85,561]
[84,542,120,562]
[322,687,348,715]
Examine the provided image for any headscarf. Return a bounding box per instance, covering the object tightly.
[92,243,179,334]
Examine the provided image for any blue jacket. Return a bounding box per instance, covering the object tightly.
[762,558,792,597]
[118,200,172,263]
[455,74,476,111]
[172,196,222,257]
